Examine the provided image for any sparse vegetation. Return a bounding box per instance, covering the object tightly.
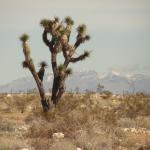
[0,93,150,149]
[119,93,150,118]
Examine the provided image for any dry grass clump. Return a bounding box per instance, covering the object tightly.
[117,118,137,128]
[74,129,113,150]
[135,116,150,129]
[28,138,51,150]
[49,139,77,150]
[0,93,39,113]
[29,138,76,150]
[0,119,16,132]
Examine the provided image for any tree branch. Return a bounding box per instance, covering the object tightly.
[42,30,51,47]
[20,34,49,111]
[70,51,90,63]
[74,35,90,49]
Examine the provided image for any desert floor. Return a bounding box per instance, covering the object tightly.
[0,93,150,150]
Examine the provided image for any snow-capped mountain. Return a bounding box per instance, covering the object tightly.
[0,70,150,94]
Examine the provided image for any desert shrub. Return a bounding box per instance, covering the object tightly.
[135,116,150,129]
[117,118,136,128]
[90,104,118,126]
[0,120,16,132]
[13,94,38,112]
[49,139,76,150]
[119,93,150,118]
[101,90,112,99]
[74,129,114,150]
[26,119,53,138]
[1,94,38,113]
[29,138,52,150]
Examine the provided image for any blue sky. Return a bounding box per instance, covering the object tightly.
[0,0,150,84]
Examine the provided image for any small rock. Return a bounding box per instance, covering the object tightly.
[112,94,116,98]
[18,126,28,131]
[130,128,137,133]
[7,94,12,98]
[52,132,64,139]
[123,128,129,132]
[80,104,86,109]
[26,105,36,112]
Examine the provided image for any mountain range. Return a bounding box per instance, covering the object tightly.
[0,70,150,94]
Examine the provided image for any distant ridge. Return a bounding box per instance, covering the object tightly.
[0,70,150,94]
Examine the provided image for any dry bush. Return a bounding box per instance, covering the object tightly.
[13,94,39,113]
[49,139,76,150]
[117,118,136,128]
[119,93,150,118]
[29,138,52,150]
[0,120,16,132]
[0,94,39,113]
[101,90,113,99]
[74,129,113,150]
[90,104,118,126]
[135,116,150,129]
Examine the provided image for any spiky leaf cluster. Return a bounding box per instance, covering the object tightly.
[65,68,72,76]
[58,25,66,35]
[39,61,48,68]
[54,17,59,22]
[85,35,90,41]
[58,64,65,72]
[77,24,86,34]
[65,16,74,25]
[40,19,53,30]
[22,61,28,68]
[20,34,29,42]
[83,50,90,58]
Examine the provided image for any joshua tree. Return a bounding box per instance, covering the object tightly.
[20,16,90,111]
[96,83,104,93]
[75,87,80,94]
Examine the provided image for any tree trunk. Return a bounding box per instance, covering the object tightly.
[31,70,49,112]
[51,76,65,105]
